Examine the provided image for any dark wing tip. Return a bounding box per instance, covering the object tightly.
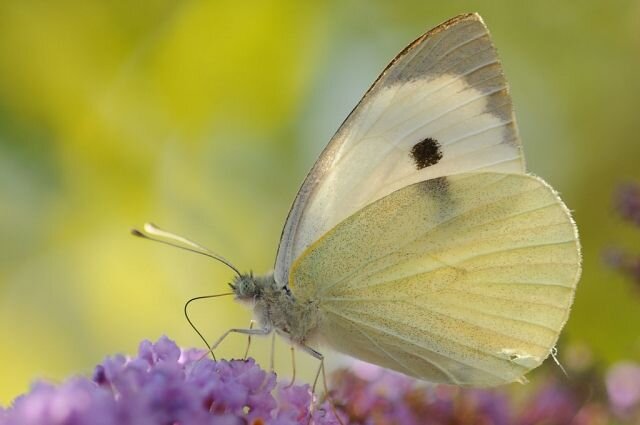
[430,13,486,35]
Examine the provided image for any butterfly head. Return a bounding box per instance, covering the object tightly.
[229,272,278,302]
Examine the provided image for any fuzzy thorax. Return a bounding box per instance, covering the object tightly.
[230,273,321,345]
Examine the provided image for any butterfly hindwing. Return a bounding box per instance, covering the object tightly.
[289,172,580,386]
[275,13,524,284]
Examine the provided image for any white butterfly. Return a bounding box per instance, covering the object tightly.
[136,13,580,387]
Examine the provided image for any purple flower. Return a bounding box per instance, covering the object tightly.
[467,389,511,425]
[3,337,640,424]
[605,182,640,286]
[615,183,640,226]
[516,380,580,425]
[606,363,640,415]
[332,366,511,425]
[604,248,640,285]
[3,378,118,425]
[0,336,329,425]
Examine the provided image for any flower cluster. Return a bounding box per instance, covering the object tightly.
[0,336,341,425]
[2,336,640,424]
[330,362,640,425]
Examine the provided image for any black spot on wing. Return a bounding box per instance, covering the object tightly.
[410,137,442,170]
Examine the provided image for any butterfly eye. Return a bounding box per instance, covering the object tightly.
[230,275,260,299]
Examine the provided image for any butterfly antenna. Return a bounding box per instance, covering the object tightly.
[131,222,242,277]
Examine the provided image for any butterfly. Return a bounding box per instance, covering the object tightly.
[135,13,581,387]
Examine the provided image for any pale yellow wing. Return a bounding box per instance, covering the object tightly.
[289,172,580,386]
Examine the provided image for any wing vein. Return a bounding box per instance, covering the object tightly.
[377,65,504,141]
[326,295,562,333]
[324,305,523,381]
[320,182,553,295]
[351,326,422,378]
[396,300,551,350]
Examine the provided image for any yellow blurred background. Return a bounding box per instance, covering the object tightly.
[1,0,640,404]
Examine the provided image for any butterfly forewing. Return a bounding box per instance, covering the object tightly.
[289,172,580,386]
[275,13,523,285]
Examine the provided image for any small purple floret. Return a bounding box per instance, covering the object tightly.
[607,363,640,415]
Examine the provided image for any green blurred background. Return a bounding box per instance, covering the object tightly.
[1,0,639,404]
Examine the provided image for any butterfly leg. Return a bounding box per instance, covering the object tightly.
[243,320,257,360]
[298,344,344,425]
[285,346,296,388]
[299,345,324,394]
[269,332,276,372]
[210,326,272,355]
